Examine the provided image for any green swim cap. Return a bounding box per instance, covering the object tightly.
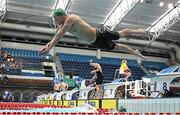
[53,8,66,17]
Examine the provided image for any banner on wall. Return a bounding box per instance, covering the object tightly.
[57,100,63,106]
[77,100,87,106]
[88,99,100,109]
[102,99,117,109]
[63,100,76,107]
[53,100,58,105]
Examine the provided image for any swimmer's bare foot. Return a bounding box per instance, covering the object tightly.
[137,29,153,39]
[135,49,146,60]
[126,29,147,37]
[137,29,146,33]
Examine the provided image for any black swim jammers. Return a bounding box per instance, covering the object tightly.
[92,28,119,50]
[95,71,104,85]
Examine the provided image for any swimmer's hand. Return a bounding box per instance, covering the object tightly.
[90,70,95,74]
[39,42,53,54]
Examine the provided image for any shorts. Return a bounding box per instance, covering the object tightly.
[96,77,103,85]
[95,72,104,85]
[92,28,119,50]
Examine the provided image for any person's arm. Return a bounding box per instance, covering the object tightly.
[92,74,97,81]
[39,17,74,54]
[50,18,73,47]
[91,63,102,74]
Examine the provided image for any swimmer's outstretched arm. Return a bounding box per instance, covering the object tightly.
[39,17,74,54]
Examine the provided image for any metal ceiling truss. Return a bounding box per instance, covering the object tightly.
[103,0,140,30]
[146,2,180,47]
[53,0,71,12]
[0,0,7,22]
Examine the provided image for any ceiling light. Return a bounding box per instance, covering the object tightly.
[168,3,173,9]
[140,0,144,3]
[159,2,164,7]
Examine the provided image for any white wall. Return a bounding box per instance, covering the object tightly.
[1,41,170,63]
[118,98,180,112]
